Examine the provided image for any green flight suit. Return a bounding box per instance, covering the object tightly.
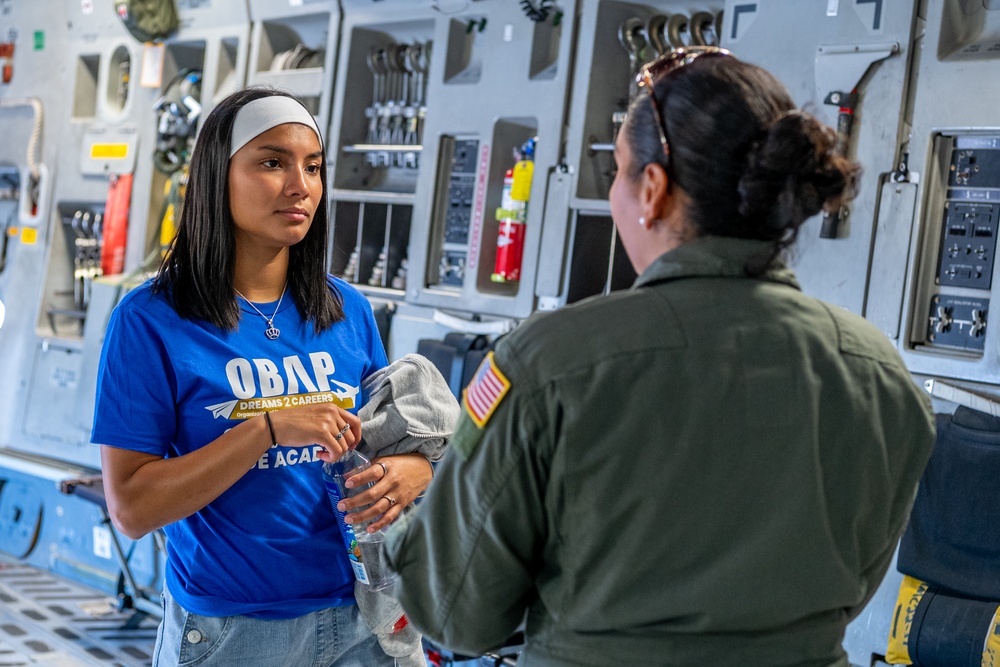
[385,236,936,667]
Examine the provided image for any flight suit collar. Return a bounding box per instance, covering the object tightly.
[633,236,802,291]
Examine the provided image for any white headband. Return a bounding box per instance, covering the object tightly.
[229,96,322,157]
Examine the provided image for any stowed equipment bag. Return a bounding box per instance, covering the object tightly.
[114,0,179,43]
[886,407,1000,666]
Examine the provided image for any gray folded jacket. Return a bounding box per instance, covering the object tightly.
[354,353,459,665]
[356,353,459,463]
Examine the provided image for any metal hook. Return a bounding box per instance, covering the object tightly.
[618,17,647,59]
[667,14,690,49]
[406,43,424,74]
[646,15,670,57]
[367,47,387,75]
[689,12,718,46]
[70,210,86,238]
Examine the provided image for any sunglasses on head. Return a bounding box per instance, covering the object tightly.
[636,46,735,159]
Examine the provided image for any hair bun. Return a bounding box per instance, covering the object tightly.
[737,109,861,238]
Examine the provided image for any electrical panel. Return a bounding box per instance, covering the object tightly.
[937,140,1000,293]
[430,136,480,289]
[937,202,997,290]
[927,295,989,352]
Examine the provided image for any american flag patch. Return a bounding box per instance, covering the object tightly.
[463,351,511,428]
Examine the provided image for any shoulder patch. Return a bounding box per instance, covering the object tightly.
[462,351,511,428]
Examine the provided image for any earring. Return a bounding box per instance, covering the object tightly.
[638,216,646,227]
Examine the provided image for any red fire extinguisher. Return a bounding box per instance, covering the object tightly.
[492,137,536,283]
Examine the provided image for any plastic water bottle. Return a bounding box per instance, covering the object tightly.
[321,449,393,591]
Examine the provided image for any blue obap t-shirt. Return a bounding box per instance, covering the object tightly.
[91,276,388,619]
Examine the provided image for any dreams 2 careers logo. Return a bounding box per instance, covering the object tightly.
[205,351,360,420]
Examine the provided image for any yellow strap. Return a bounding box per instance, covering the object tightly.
[886,575,928,665]
[982,605,1000,667]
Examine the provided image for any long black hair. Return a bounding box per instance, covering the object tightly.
[624,55,861,274]
[153,87,343,331]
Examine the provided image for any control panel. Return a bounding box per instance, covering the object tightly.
[918,135,1000,355]
[937,202,997,289]
[443,138,479,246]
[430,136,480,289]
[938,138,1000,290]
[927,294,989,352]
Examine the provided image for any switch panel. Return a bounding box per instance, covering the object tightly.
[949,144,1000,188]
[443,138,479,245]
[937,202,997,289]
[926,294,988,351]
[938,137,1000,290]
[439,250,466,287]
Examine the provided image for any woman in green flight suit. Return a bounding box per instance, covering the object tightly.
[385,48,936,667]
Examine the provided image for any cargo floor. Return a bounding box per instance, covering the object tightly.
[0,558,157,667]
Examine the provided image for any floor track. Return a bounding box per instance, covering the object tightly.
[0,560,157,667]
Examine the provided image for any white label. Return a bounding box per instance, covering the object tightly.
[81,0,94,14]
[50,367,78,390]
[503,24,514,42]
[350,560,370,585]
[93,525,112,559]
[826,0,839,16]
[140,43,165,88]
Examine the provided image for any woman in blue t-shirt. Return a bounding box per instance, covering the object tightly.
[92,88,432,666]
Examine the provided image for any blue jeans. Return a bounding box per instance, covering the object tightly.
[153,585,395,667]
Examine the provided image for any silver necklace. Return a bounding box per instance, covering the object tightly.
[234,283,286,340]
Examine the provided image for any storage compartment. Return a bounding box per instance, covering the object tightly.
[334,20,434,193]
[38,201,107,338]
[473,118,538,296]
[105,45,131,116]
[215,37,241,100]
[938,0,1000,60]
[573,1,724,202]
[574,1,649,202]
[444,16,486,85]
[163,41,206,90]
[331,197,412,294]
[529,11,563,81]
[566,213,636,304]
[252,14,329,110]
[73,54,100,120]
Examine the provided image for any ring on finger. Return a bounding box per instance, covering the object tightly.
[377,461,388,479]
[382,495,397,509]
[334,423,350,441]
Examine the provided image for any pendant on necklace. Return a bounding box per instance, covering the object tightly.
[233,284,286,341]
